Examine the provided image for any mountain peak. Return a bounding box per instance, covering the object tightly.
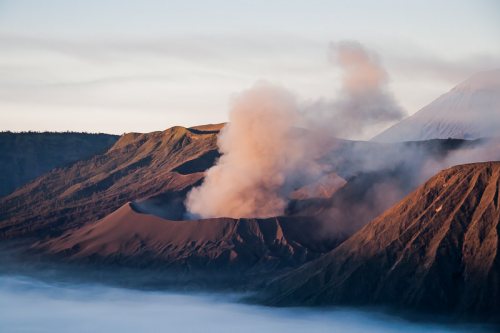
[373,69,500,142]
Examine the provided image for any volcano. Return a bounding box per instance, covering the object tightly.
[263,162,500,320]
[374,69,500,142]
[0,125,222,239]
[38,202,339,281]
[2,122,495,290]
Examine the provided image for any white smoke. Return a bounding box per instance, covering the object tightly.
[185,82,320,219]
[186,41,405,219]
[303,40,405,138]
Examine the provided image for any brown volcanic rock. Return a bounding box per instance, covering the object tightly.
[40,202,338,272]
[0,126,220,239]
[188,123,226,133]
[265,162,500,319]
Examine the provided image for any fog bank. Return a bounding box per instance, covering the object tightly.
[0,275,491,333]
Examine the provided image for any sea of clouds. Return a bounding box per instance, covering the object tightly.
[0,274,491,333]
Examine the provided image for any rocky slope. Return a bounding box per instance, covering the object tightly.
[0,125,223,239]
[0,132,118,196]
[264,162,500,320]
[373,69,500,142]
[38,202,338,275]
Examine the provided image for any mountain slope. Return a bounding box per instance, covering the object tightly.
[264,162,500,319]
[38,202,337,275]
[374,69,500,142]
[0,132,118,196]
[0,125,223,239]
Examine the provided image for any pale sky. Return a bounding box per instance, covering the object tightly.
[1,0,499,134]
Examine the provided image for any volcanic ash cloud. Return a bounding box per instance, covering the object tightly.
[304,40,405,138]
[185,82,311,219]
[186,41,405,219]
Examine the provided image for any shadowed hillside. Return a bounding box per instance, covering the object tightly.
[0,132,118,196]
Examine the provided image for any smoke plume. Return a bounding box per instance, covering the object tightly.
[303,41,405,138]
[186,41,405,219]
[185,82,319,218]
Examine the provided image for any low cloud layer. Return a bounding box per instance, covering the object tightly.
[0,275,483,333]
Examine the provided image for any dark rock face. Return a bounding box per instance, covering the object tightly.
[264,162,500,320]
[0,132,118,197]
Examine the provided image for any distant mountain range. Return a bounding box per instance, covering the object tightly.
[374,69,500,142]
[1,126,487,287]
[0,132,118,197]
[1,70,499,323]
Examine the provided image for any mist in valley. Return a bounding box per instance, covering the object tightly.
[0,274,492,333]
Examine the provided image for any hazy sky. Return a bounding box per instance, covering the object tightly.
[1,0,499,134]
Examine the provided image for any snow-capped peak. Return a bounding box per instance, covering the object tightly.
[373,69,500,142]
